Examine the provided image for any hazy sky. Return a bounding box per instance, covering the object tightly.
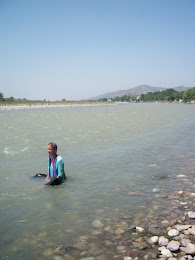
[1,0,195,100]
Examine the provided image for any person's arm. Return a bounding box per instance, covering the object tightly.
[57,157,64,180]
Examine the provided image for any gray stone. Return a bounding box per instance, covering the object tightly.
[159,236,169,246]
[54,245,66,255]
[80,257,95,260]
[175,225,192,231]
[185,243,195,255]
[161,248,173,257]
[188,211,195,219]
[91,220,104,228]
[74,243,88,251]
[136,226,145,233]
[167,241,180,251]
[168,229,179,237]
[89,247,104,256]
[181,239,191,247]
[189,225,195,235]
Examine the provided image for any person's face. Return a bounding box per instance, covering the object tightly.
[47,145,53,156]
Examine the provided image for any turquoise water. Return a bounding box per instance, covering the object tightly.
[0,103,195,259]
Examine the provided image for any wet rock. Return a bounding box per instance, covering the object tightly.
[177,190,184,195]
[95,255,110,260]
[115,228,125,235]
[135,226,145,234]
[188,211,195,219]
[185,243,195,255]
[53,256,64,260]
[168,229,179,237]
[148,236,158,245]
[169,219,177,226]
[127,251,138,258]
[177,174,186,178]
[167,241,180,251]
[116,246,126,252]
[80,257,95,260]
[189,225,195,235]
[89,247,104,256]
[159,236,169,246]
[161,248,173,257]
[64,254,75,260]
[54,245,66,255]
[161,220,169,226]
[91,220,104,229]
[181,239,191,247]
[175,225,192,231]
[123,257,132,260]
[74,243,88,251]
[152,188,160,192]
[104,240,113,246]
[42,248,54,256]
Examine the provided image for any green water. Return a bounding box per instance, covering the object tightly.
[0,103,195,259]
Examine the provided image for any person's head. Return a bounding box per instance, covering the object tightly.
[47,142,57,157]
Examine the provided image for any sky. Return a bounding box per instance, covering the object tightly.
[0,0,195,100]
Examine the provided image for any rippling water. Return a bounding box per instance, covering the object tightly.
[0,103,195,259]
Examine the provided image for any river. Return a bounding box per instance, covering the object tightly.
[0,103,195,259]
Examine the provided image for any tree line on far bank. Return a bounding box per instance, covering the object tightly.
[98,87,195,103]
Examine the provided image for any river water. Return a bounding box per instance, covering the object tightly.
[0,103,195,259]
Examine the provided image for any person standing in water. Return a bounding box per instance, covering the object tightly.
[46,142,66,184]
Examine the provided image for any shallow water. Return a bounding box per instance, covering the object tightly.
[0,103,195,259]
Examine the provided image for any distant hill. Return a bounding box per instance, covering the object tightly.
[91,85,190,100]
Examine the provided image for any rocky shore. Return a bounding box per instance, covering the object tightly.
[32,182,195,260]
[0,102,116,111]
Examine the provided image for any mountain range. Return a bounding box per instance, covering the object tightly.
[91,85,190,100]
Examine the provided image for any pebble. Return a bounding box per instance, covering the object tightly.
[189,225,195,235]
[161,248,173,257]
[150,236,159,244]
[168,229,179,237]
[188,211,195,219]
[80,257,95,260]
[175,225,192,231]
[167,240,180,251]
[185,243,195,254]
[92,220,104,229]
[115,228,125,235]
[42,248,54,256]
[74,243,88,251]
[159,236,169,246]
[135,226,145,233]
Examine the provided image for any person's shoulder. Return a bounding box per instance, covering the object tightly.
[57,156,63,162]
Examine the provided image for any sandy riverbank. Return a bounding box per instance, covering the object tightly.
[0,102,117,111]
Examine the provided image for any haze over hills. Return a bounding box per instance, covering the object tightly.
[91,85,190,100]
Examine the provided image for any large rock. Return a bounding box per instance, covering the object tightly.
[80,257,95,260]
[188,211,195,219]
[181,239,191,247]
[189,225,195,235]
[54,245,66,255]
[158,236,169,246]
[161,248,173,257]
[74,243,88,251]
[114,228,125,235]
[167,241,180,251]
[89,247,104,256]
[135,226,145,234]
[91,220,104,229]
[168,229,179,237]
[175,224,192,231]
[185,243,195,255]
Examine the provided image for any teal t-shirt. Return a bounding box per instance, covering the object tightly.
[49,156,66,181]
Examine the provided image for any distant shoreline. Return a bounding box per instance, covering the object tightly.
[0,101,117,111]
